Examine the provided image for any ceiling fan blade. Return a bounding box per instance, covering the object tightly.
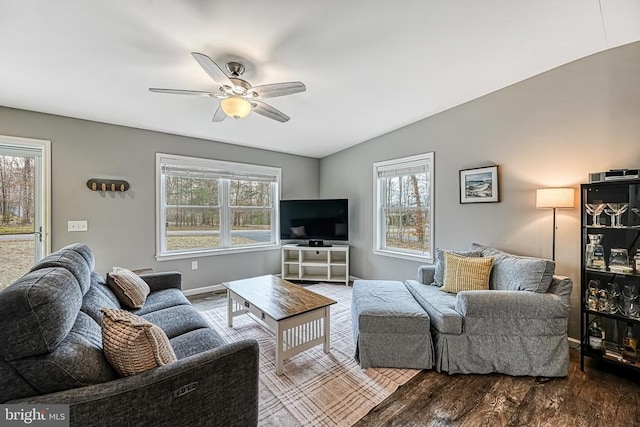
[251,101,290,123]
[191,52,233,87]
[149,88,217,96]
[212,106,227,122]
[249,82,306,99]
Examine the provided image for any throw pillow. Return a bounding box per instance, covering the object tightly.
[432,248,482,286]
[469,243,555,292]
[441,252,494,294]
[106,267,150,309]
[101,308,176,377]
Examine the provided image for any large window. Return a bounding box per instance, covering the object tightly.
[156,153,280,259]
[373,152,434,262]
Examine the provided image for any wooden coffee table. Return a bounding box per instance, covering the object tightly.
[222,275,336,375]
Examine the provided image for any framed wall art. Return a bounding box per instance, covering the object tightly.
[459,165,499,204]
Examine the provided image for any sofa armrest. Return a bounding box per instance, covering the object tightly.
[417,265,436,285]
[139,271,182,292]
[456,290,568,319]
[12,339,259,427]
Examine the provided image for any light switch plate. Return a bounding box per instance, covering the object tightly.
[68,220,88,232]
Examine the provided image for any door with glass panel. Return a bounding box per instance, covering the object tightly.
[0,137,50,291]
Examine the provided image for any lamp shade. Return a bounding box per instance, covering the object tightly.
[220,96,252,119]
[536,187,575,209]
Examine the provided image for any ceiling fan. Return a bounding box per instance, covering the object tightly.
[149,52,306,123]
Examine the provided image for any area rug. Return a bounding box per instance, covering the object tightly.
[201,283,419,427]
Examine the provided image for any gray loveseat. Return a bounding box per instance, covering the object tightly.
[353,243,573,377]
[0,243,259,426]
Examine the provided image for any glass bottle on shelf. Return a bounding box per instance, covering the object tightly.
[585,234,606,270]
[586,280,599,311]
[633,251,640,274]
[596,288,608,312]
[622,324,637,363]
[588,319,606,355]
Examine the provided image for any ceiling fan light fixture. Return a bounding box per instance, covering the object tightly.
[220,96,251,119]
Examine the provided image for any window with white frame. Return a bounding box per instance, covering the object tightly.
[156,153,280,259]
[373,152,434,261]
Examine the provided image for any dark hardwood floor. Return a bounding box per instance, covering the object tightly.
[189,292,640,426]
[355,350,640,427]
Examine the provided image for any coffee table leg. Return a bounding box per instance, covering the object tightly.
[227,290,233,327]
[323,307,330,353]
[276,322,284,375]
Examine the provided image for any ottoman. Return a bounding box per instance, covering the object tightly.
[351,280,434,369]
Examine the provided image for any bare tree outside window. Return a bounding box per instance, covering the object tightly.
[374,153,434,260]
[157,154,280,257]
[0,155,35,290]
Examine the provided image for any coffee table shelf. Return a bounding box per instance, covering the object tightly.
[223,275,337,375]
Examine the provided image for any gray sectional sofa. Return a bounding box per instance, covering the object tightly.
[0,243,259,426]
[353,243,573,377]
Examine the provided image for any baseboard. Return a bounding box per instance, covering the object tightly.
[182,284,225,296]
[568,337,581,349]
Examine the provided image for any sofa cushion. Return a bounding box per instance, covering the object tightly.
[29,243,94,295]
[0,267,83,360]
[404,280,462,334]
[11,311,117,395]
[101,308,177,377]
[131,288,191,316]
[469,243,555,293]
[107,267,151,309]
[441,252,494,293]
[432,248,482,286]
[352,280,430,335]
[170,328,228,359]
[141,305,211,339]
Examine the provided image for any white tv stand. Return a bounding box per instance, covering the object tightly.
[281,244,350,286]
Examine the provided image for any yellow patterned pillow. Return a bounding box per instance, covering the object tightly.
[441,252,494,293]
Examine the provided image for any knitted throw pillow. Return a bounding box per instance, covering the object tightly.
[106,267,150,309]
[101,308,176,377]
[441,252,494,293]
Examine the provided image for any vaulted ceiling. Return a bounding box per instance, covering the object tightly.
[1,1,638,158]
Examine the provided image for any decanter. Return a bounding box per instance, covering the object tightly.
[585,234,606,270]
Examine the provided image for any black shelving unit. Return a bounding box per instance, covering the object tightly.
[580,179,640,372]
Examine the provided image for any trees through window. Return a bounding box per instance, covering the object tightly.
[374,153,434,261]
[156,154,280,258]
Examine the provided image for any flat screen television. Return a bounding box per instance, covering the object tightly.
[279,199,348,242]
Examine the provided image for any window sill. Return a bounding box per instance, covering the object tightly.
[156,244,280,261]
[372,248,433,263]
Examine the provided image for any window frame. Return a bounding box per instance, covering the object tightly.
[155,153,281,261]
[372,152,434,263]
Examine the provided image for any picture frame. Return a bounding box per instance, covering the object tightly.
[459,165,499,204]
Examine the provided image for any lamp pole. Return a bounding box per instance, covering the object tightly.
[551,207,557,261]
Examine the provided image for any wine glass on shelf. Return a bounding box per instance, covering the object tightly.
[632,207,640,227]
[607,282,620,314]
[585,203,605,227]
[622,283,639,300]
[606,203,628,227]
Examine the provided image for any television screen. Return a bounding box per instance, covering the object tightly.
[280,199,348,241]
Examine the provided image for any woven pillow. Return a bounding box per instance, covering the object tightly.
[432,248,482,286]
[441,252,494,294]
[101,308,176,376]
[106,267,150,309]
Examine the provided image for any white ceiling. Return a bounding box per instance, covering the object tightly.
[1,1,639,158]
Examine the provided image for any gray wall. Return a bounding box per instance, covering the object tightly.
[319,41,640,339]
[0,107,320,290]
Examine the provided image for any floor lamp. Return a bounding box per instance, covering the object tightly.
[536,188,575,261]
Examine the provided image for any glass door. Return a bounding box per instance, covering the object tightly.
[0,136,50,291]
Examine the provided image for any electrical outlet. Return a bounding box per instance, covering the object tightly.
[68,220,88,232]
[191,261,198,270]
